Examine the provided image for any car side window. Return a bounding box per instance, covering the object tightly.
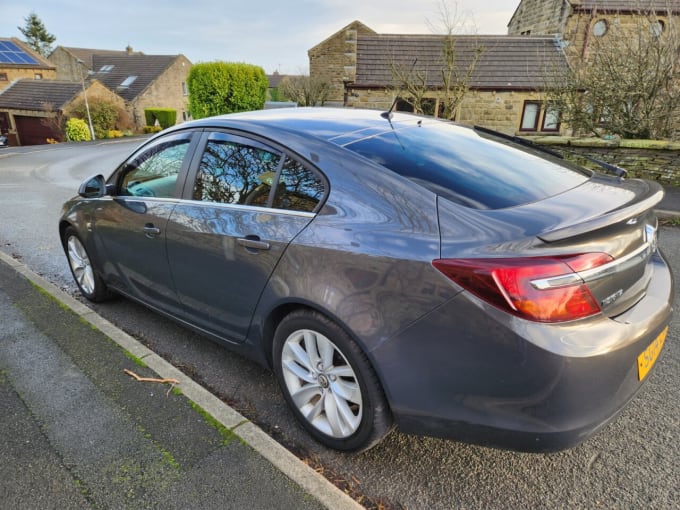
[120,133,192,198]
[272,158,326,213]
[193,134,282,206]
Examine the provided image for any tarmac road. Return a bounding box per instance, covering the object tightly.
[1,141,678,509]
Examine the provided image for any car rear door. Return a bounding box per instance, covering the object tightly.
[95,131,197,313]
[165,131,326,342]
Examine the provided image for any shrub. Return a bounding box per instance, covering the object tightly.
[144,125,163,134]
[144,108,177,129]
[72,100,118,139]
[65,118,91,142]
[187,62,267,119]
[106,130,123,138]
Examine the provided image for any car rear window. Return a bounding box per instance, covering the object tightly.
[341,121,590,210]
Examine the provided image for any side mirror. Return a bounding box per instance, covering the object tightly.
[78,174,107,198]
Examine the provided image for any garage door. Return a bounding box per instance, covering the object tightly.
[15,115,61,146]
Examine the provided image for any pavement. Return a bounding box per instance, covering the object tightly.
[0,250,360,510]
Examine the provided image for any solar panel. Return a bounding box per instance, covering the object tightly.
[0,40,39,65]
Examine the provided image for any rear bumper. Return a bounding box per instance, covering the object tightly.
[372,251,673,452]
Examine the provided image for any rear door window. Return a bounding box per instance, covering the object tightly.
[193,133,281,206]
[193,131,326,212]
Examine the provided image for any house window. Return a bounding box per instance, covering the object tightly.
[542,106,560,131]
[99,65,114,72]
[182,81,188,96]
[650,21,664,37]
[34,73,43,80]
[520,102,541,131]
[0,72,7,81]
[592,20,608,37]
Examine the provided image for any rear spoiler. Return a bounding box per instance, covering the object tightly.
[538,182,664,243]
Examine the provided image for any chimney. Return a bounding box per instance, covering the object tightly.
[126,45,133,55]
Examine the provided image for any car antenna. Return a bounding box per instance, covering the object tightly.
[381,58,418,121]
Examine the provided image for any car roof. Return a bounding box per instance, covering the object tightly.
[177,107,433,146]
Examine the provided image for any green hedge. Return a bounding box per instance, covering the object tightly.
[144,108,177,129]
[187,62,267,119]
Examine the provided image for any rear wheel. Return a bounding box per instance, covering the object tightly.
[273,309,393,452]
[63,226,112,302]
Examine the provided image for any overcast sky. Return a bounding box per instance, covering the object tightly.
[1,1,520,74]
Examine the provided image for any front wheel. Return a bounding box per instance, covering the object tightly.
[273,309,393,452]
[62,226,112,302]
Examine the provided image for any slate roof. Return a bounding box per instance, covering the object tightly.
[0,79,83,110]
[573,0,680,13]
[353,35,570,90]
[57,46,143,70]
[88,54,178,101]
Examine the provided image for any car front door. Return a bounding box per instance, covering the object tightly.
[165,131,326,342]
[94,131,197,313]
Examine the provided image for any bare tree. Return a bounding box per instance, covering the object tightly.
[40,103,65,142]
[390,0,483,118]
[546,5,680,140]
[279,74,330,107]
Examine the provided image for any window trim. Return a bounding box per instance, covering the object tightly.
[519,101,541,132]
[541,106,561,132]
[184,128,329,213]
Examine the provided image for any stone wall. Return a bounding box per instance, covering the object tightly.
[346,88,560,136]
[457,90,546,135]
[309,21,376,105]
[128,55,192,128]
[507,0,569,35]
[0,67,57,92]
[527,137,680,187]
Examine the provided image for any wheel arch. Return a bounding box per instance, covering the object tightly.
[257,300,391,403]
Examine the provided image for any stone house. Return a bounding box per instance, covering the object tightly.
[508,0,680,137]
[310,22,570,135]
[0,79,124,145]
[48,46,192,129]
[508,0,679,58]
[309,21,377,107]
[0,38,56,95]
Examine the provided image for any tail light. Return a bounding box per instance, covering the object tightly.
[432,253,613,323]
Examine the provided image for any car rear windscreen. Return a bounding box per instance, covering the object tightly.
[341,121,591,210]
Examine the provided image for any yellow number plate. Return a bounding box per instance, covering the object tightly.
[637,326,668,381]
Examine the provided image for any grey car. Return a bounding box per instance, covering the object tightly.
[59,108,674,452]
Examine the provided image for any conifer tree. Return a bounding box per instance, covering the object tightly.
[18,12,56,57]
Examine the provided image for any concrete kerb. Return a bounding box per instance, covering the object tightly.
[0,249,362,510]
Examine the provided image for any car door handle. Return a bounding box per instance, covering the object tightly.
[237,237,271,251]
[143,224,161,238]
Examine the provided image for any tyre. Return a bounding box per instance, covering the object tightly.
[273,309,393,452]
[62,226,112,302]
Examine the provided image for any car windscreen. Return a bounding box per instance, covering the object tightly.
[341,121,591,210]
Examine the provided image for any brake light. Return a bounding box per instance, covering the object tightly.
[432,253,613,323]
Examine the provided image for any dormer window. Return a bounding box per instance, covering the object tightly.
[119,75,137,88]
[99,65,114,72]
